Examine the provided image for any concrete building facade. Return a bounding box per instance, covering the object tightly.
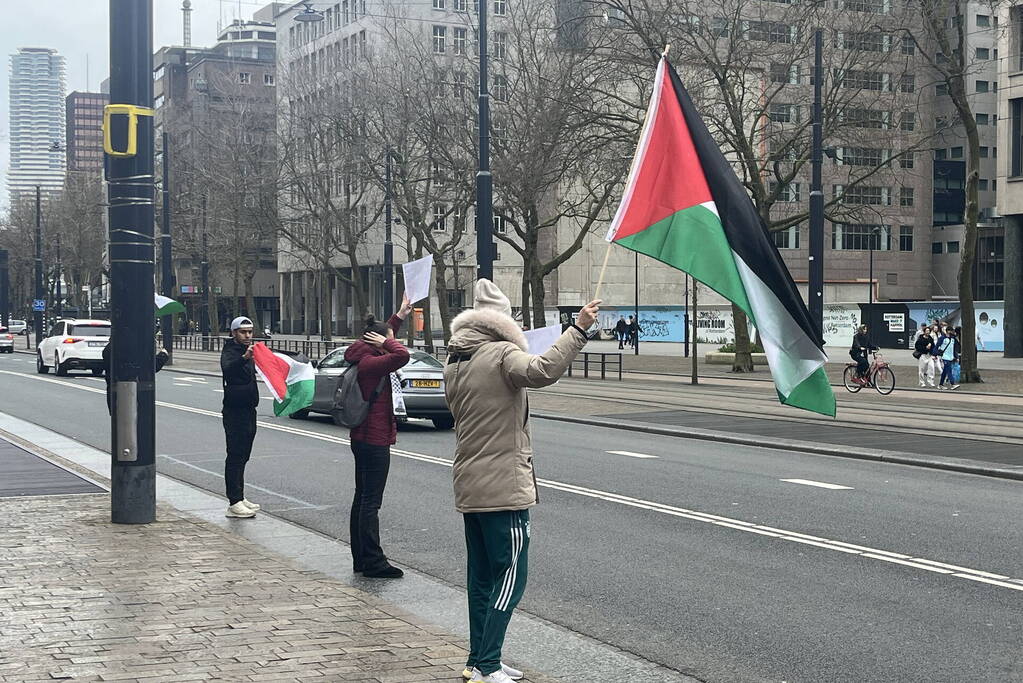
[996,1,1023,356]
[7,47,66,203]
[64,91,108,174]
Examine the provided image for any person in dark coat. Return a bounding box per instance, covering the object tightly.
[103,339,170,415]
[221,316,260,518]
[627,316,642,348]
[342,297,412,578]
[849,324,878,381]
[614,317,627,349]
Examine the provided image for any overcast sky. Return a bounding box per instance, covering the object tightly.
[0,0,276,209]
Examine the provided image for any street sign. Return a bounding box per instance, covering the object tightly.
[32,299,45,312]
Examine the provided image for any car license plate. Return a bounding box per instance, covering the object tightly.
[88,341,106,347]
[411,379,441,388]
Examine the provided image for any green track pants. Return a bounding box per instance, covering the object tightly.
[463,509,530,676]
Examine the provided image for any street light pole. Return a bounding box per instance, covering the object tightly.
[808,28,825,342]
[384,148,394,315]
[0,249,9,328]
[55,234,62,319]
[34,185,44,343]
[200,195,210,350]
[476,0,494,281]
[683,272,690,358]
[161,131,174,362]
[107,0,156,524]
[634,250,640,355]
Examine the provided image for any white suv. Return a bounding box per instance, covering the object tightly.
[37,319,111,376]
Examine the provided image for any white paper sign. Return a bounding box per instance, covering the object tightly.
[402,254,434,304]
[523,324,562,355]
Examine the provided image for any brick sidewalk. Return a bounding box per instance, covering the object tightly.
[0,495,492,683]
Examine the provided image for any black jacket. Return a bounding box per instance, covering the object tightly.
[851,333,877,353]
[103,342,170,415]
[914,334,933,355]
[221,338,259,410]
[615,320,627,334]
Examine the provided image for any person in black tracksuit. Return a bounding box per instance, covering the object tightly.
[221,316,260,518]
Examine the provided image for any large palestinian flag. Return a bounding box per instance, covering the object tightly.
[607,57,835,417]
[252,343,316,417]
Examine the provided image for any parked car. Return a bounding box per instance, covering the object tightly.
[36,319,110,376]
[0,326,14,353]
[7,319,27,336]
[291,345,455,430]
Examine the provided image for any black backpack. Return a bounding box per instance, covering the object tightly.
[331,361,387,428]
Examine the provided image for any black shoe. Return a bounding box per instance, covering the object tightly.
[362,564,404,579]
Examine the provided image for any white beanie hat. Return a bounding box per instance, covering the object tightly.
[473,279,512,318]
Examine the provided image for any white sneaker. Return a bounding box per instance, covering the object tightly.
[226,502,256,518]
[469,668,519,683]
[241,499,260,511]
[464,664,522,681]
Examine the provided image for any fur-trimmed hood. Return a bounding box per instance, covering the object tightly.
[448,308,528,353]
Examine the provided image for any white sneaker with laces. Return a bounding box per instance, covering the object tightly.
[241,499,260,511]
[464,664,522,681]
[469,668,518,683]
[226,502,256,518]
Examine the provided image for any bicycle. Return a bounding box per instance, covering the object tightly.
[843,351,895,395]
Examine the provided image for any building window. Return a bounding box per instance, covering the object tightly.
[432,25,447,54]
[494,0,506,15]
[976,14,990,27]
[832,224,890,251]
[837,184,890,206]
[238,72,251,84]
[979,179,989,191]
[947,241,960,253]
[492,74,508,101]
[433,204,447,231]
[493,31,506,59]
[899,187,914,207]
[834,147,885,167]
[494,215,508,234]
[773,225,800,249]
[977,113,990,126]
[932,242,943,254]
[770,181,801,202]
[747,21,795,44]
[452,70,467,97]
[433,0,445,8]
[454,27,467,55]
[900,112,915,131]
[769,62,800,85]
[950,146,964,159]
[976,47,990,60]
[1013,99,1023,176]
[976,80,990,93]
[263,73,275,86]
[769,103,800,123]
[899,151,915,169]
[843,0,886,13]
[844,107,888,128]
[899,225,913,251]
[454,0,467,10]
[837,68,889,91]
[900,74,915,93]
[901,35,915,55]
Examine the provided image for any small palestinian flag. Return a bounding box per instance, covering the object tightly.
[252,342,315,417]
[606,57,835,417]
[155,294,186,317]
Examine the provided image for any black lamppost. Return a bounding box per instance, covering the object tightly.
[384,148,394,316]
[34,185,44,343]
[55,234,62,319]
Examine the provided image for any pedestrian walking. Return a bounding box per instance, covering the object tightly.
[937,328,961,390]
[849,324,878,383]
[342,296,412,579]
[444,279,600,683]
[627,316,641,348]
[615,316,627,349]
[914,326,935,387]
[221,316,260,518]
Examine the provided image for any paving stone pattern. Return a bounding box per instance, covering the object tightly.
[0,495,504,683]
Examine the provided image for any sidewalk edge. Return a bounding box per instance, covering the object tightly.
[532,412,1023,482]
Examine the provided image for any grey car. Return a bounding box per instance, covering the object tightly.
[290,345,454,430]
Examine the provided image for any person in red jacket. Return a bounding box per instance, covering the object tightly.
[343,298,412,578]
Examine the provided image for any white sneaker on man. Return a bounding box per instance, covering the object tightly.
[464,664,523,681]
[468,666,522,683]
[226,502,256,518]
[241,499,260,511]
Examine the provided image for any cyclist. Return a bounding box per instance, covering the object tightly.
[850,324,878,384]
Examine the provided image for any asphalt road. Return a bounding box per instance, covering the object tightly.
[1,354,1022,682]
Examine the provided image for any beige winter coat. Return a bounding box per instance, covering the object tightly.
[444,309,588,514]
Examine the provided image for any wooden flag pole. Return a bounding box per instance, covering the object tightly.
[593,241,613,301]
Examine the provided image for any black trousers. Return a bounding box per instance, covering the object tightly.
[223,406,256,505]
[850,349,868,377]
[349,441,392,572]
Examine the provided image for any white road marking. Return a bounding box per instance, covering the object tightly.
[781,478,854,490]
[3,368,1022,593]
[606,450,659,459]
[177,377,208,383]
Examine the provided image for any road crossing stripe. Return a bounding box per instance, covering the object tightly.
[780,478,854,490]
[3,368,1021,594]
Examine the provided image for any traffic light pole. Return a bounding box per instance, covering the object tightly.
[808,29,825,342]
[107,0,156,524]
[475,0,494,281]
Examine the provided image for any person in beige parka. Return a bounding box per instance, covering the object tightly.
[444,278,600,683]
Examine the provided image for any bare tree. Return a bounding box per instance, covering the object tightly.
[45,173,107,314]
[594,0,940,369]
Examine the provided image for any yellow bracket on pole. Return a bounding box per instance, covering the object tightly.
[103,104,155,158]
